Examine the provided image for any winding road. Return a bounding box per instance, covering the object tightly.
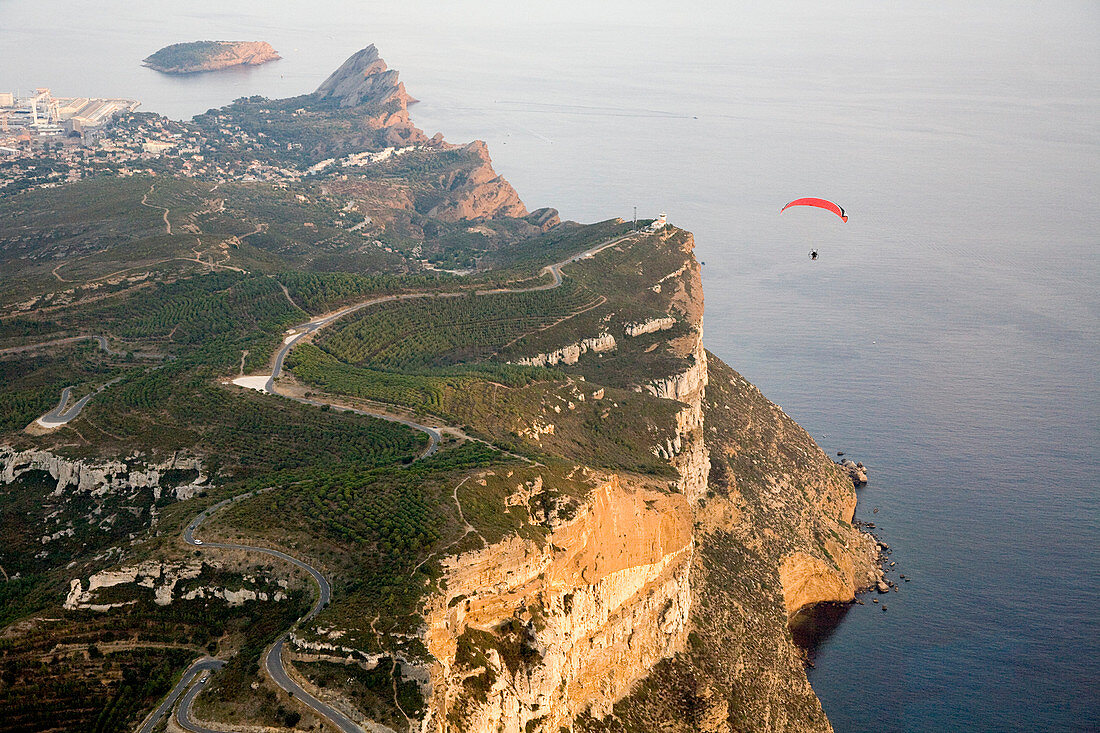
[136,657,224,733]
[117,230,636,732]
[18,335,170,429]
[139,490,368,733]
[243,230,637,456]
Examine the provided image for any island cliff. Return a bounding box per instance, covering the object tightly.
[143,40,280,74]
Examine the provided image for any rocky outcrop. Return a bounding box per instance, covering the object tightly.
[64,559,288,610]
[513,333,616,368]
[427,141,530,222]
[525,207,562,232]
[143,41,279,74]
[587,356,879,732]
[313,44,428,148]
[425,473,693,732]
[839,458,868,486]
[0,446,206,501]
[314,46,533,220]
[314,45,418,110]
[625,317,676,337]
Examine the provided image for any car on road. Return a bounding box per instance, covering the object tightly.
[193,539,203,545]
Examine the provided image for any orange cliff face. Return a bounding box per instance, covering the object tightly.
[425,473,695,733]
[427,140,530,222]
[314,46,545,224]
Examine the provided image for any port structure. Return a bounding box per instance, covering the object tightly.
[0,87,139,147]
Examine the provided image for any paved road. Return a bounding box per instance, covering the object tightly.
[23,335,169,428]
[171,490,368,732]
[36,376,124,427]
[259,231,638,453]
[138,233,636,732]
[264,636,366,733]
[174,672,222,733]
[266,292,463,392]
[137,656,224,733]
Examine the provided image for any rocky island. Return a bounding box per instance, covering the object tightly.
[143,40,280,74]
[0,44,882,733]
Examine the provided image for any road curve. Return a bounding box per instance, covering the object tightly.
[137,656,224,733]
[22,335,169,428]
[141,231,638,732]
[36,376,124,427]
[173,490,367,732]
[257,231,638,453]
[264,637,366,733]
[174,673,221,733]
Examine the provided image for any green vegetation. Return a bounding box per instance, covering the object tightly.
[317,282,600,371]
[0,49,717,732]
[143,41,270,72]
[297,658,424,730]
[277,270,452,314]
[195,591,310,727]
[0,647,195,733]
[0,341,132,433]
[0,590,301,733]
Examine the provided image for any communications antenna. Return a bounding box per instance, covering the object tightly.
[633,206,637,231]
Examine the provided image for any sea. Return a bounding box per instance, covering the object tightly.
[1,1,1097,730]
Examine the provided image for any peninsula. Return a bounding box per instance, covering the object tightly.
[0,44,883,733]
[143,40,280,74]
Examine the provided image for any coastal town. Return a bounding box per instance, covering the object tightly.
[0,87,429,195]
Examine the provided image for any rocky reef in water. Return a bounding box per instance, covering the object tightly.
[143,41,280,74]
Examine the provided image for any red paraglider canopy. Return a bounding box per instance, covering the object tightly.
[780,198,848,222]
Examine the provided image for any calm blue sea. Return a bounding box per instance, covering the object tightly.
[2,1,1097,729]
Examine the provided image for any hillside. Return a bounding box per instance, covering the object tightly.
[143,41,280,74]
[0,46,878,733]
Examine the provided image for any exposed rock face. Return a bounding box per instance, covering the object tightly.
[839,458,868,485]
[315,44,418,110]
[425,474,694,732]
[313,44,429,149]
[315,46,534,221]
[525,207,562,232]
[427,141,530,222]
[64,559,289,611]
[514,332,616,368]
[0,446,206,501]
[583,357,879,732]
[625,317,676,337]
[143,41,279,74]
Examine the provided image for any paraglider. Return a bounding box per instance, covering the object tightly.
[809,249,818,260]
[780,197,848,222]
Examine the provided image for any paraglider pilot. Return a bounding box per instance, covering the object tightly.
[809,250,818,261]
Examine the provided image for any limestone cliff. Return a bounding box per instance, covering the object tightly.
[0,446,206,501]
[143,41,280,74]
[573,356,879,733]
[313,46,535,221]
[413,226,874,732]
[426,473,694,731]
